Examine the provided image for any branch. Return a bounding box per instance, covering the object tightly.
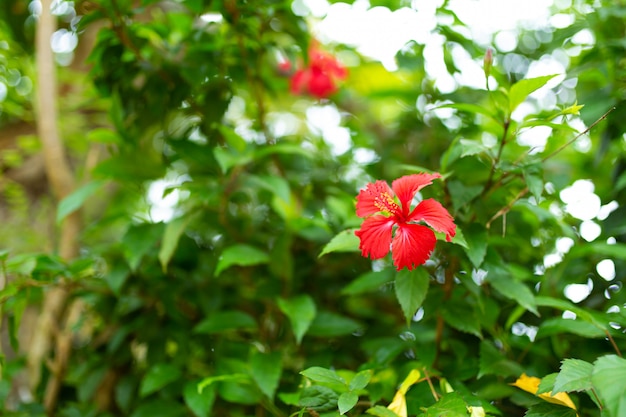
[28,0,82,412]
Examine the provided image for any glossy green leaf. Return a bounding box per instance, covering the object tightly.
[395,268,430,325]
[183,381,216,417]
[139,363,182,397]
[422,392,468,416]
[486,273,538,315]
[319,229,360,257]
[523,403,577,417]
[366,405,401,417]
[158,213,196,272]
[478,340,524,378]
[56,180,106,224]
[307,311,362,337]
[277,295,316,344]
[338,391,359,415]
[215,244,269,276]
[299,385,339,412]
[130,399,188,417]
[553,359,593,394]
[464,223,488,267]
[250,350,282,399]
[342,268,394,295]
[591,355,626,417]
[441,301,482,338]
[122,223,165,271]
[509,74,558,113]
[193,311,257,334]
[536,317,606,339]
[349,369,373,391]
[300,366,346,386]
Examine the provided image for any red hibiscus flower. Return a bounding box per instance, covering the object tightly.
[290,45,347,99]
[355,173,456,271]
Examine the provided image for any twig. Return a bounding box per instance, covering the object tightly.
[486,186,529,229]
[542,106,615,162]
[605,329,623,357]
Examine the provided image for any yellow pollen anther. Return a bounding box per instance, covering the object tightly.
[374,193,398,213]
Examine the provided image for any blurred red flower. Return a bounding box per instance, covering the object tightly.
[355,173,456,271]
[290,45,347,98]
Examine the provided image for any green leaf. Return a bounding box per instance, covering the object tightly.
[183,380,216,417]
[478,340,524,378]
[464,223,488,267]
[307,311,362,337]
[130,399,188,417]
[422,392,468,416]
[536,317,606,339]
[250,350,282,399]
[56,180,106,224]
[342,268,394,295]
[349,370,372,391]
[591,355,626,417]
[319,229,360,257]
[213,147,252,174]
[537,373,558,395]
[521,162,544,199]
[299,385,339,412]
[436,103,500,123]
[486,273,538,315]
[366,405,401,417]
[395,268,430,325]
[215,244,269,276]
[139,363,182,397]
[553,359,593,394]
[86,127,122,144]
[277,295,317,344]
[122,223,165,271]
[158,213,196,272]
[193,311,257,334]
[509,74,558,113]
[523,403,577,417]
[338,391,359,415]
[459,138,490,158]
[441,301,482,338]
[300,367,346,386]
[247,174,291,203]
[197,374,250,393]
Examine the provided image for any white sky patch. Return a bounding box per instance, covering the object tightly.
[448,0,553,45]
[597,200,619,220]
[516,125,552,152]
[596,259,616,281]
[306,104,352,155]
[564,279,593,303]
[580,220,601,242]
[559,179,601,221]
[148,179,183,222]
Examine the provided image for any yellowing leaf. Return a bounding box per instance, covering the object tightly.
[512,374,577,411]
[387,391,407,417]
[468,406,486,417]
[388,370,421,417]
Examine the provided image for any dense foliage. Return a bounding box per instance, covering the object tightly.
[1,0,625,416]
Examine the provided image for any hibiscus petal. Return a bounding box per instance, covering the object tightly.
[409,199,456,241]
[392,223,436,270]
[290,69,310,94]
[391,173,442,217]
[355,215,395,260]
[356,180,399,218]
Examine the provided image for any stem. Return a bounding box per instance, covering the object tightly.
[486,186,528,229]
[542,106,615,162]
[483,118,511,194]
[605,329,623,357]
[422,368,439,401]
